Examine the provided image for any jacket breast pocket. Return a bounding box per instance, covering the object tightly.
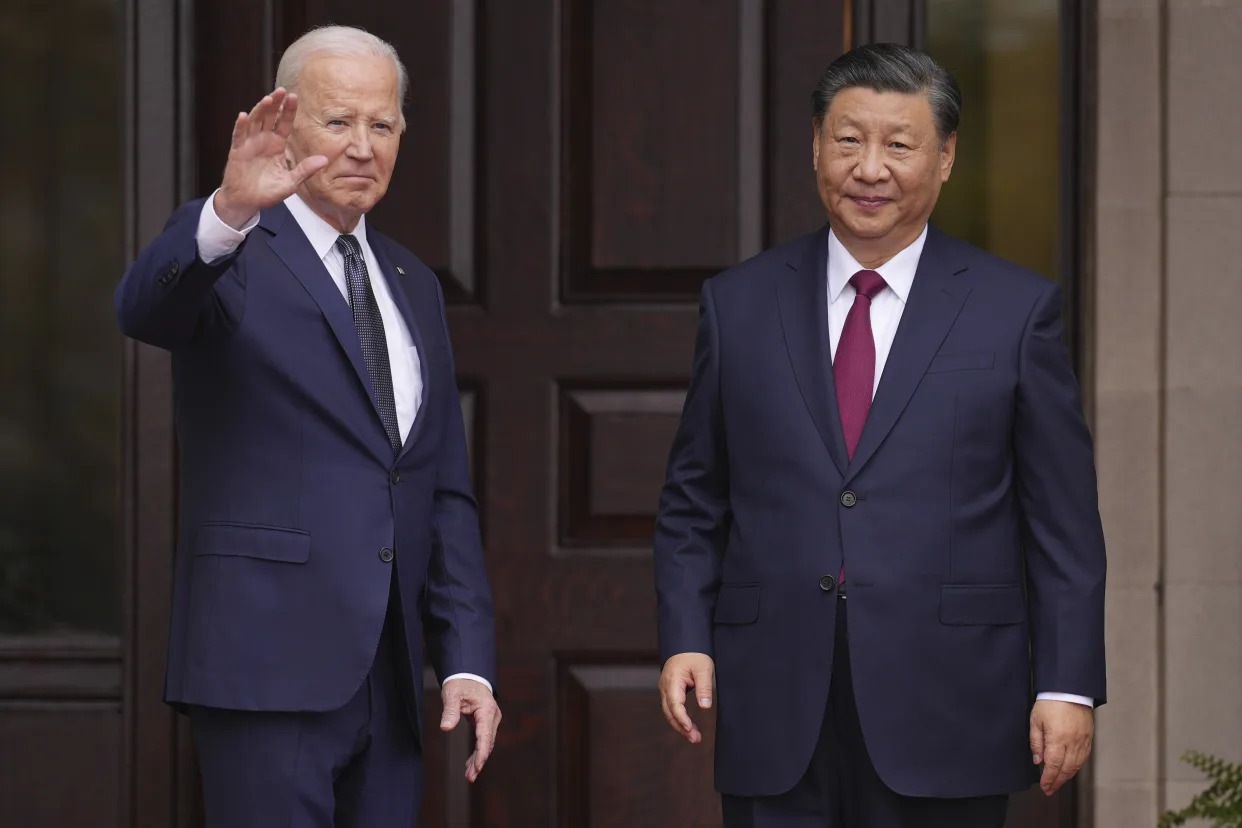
[713,583,760,625]
[927,351,995,374]
[194,522,311,564]
[939,584,1025,625]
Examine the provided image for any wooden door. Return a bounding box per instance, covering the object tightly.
[183,2,1076,826]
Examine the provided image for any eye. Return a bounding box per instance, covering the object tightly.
[327,119,347,127]
[890,142,910,150]
[839,136,860,145]
[372,122,393,132]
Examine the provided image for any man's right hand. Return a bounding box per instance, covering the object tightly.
[658,652,715,744]
[213,87,329,230]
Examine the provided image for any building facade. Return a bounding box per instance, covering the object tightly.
[0,1,1237,826]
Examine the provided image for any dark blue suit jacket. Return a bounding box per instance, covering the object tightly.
[115,199,496,738]
[654,225,1106,798]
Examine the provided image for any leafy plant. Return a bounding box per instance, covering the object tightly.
[1158,750,1242,828]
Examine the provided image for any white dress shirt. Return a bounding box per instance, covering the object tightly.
[825,225,1091,710]
[195,192,492,695]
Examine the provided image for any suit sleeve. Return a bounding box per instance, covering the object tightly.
[421,277,498,690]
[653,279,732,665]
[1014,283,1107,705]
[114,197,245,349]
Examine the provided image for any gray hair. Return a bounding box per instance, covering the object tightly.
[811,43,961,144]
[275,25,408,131]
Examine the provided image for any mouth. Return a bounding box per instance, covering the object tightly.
[848,196,892,211]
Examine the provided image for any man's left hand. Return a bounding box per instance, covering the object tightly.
[440,678,502,782]
[1030,699,1094,796]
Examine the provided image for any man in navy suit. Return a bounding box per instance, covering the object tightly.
[654,43,1106,827]
[116,25,499,827]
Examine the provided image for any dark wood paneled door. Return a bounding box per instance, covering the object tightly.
[182,2,1075,826]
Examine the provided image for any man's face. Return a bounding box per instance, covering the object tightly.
[812,87,955,258]
[287,53,402,230]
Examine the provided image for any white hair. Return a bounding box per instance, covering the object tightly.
[275,25,408,130]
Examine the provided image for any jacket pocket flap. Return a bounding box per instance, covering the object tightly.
[194,522,311,564]
[927,351,995,373]
[939,584,1024,625]
[713,584,760,625]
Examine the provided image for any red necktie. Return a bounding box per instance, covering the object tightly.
[834,269,887,459]
[834,269,886,585]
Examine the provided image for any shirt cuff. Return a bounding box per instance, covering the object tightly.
[196,188,259,264]
[443,672,493,694]
[1036,691,1094,708]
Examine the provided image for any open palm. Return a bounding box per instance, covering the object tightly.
[215,87,328,228]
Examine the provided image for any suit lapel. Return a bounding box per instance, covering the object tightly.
[261,204,386,432]
[369,233,432,458]
[844,226,971,483]
[776,226,849,476]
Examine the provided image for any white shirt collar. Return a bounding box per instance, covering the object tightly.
[827,224,928,304]
[283,192,369,261]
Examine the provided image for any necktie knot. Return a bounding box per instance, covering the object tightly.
[336,234,363,259]
[850,269,887,301]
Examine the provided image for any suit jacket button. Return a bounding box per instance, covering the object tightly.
[379,547,394,563]
[819,574,836,592]
[840,491,857,507]
[390,470,401,485]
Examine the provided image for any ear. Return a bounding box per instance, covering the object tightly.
[939,132,957,182]
[812,118,823,171]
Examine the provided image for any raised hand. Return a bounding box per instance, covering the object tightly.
[213,88,329,229]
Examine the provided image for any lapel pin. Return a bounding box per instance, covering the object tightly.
[396,266,405,275]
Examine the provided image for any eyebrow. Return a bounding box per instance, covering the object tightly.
[321,109,397,125]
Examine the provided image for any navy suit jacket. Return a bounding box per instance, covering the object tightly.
[115,198,496,738]
[654,224,1106,798]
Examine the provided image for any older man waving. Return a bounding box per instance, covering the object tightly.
[116,25,499,828]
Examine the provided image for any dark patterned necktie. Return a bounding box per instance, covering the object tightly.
[336,234,402,455]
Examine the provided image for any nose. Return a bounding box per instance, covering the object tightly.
[853,141,889,184]
[345,124,374,161]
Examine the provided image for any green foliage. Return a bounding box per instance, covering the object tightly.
[1158,751,1242,828]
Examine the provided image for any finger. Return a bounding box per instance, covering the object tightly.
[1051,742,1088,793]
[686,721,702,744]
[245,95,271,138]
[666,678,694,734]
[251,93,281,135]
[1040,742,1067,794]
[440,693,462,731]
[1029,717,1045,766]
[289,155,329,187]
[465,751,482,783]
[659,694,682,736]
[692,665,714,709]
[669,698,701,743]
[275,93,300,138]
[472,708,499,770]
[260,89,285,132]
[230,112,248,151]
[669,698,694,733]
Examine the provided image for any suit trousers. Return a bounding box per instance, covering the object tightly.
[721,597,1010,828]
[188,570,424,828]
